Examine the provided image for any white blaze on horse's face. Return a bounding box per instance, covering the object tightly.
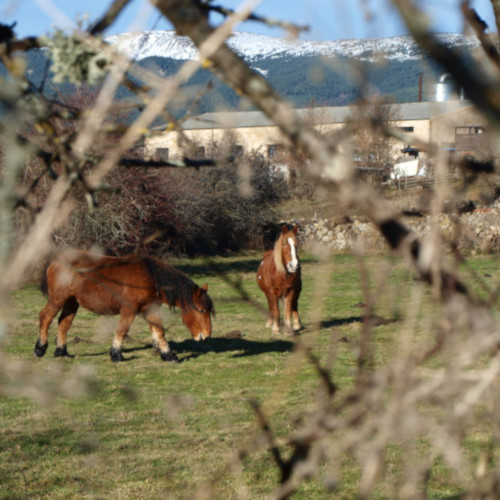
[286,237,299,273]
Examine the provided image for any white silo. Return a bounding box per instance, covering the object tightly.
[429,74,464,102]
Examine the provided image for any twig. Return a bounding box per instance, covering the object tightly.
[460,1,500,68]
[90,0,134,35]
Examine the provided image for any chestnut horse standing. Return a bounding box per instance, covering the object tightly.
[34,250,214,362]
[257,224,302,335]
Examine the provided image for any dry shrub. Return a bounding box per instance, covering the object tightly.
[158,152,288,255]
[13,149,289,256]
[59,167,177,254]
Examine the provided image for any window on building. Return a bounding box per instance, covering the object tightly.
[156,148,169,161]
[456,126,485,135]
[399,126,414,133]
[351,150,362,163]
[268,145,286,159]
[130,146,145,158]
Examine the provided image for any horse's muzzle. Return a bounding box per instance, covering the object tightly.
[287,262,299,273]
[195,332,209,341]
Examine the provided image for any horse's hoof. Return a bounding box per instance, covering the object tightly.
[54,345,73,358]
[161,351,179,363]
[110,347,125,362]
[34,340,48,358]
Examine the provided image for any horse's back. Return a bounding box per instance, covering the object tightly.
[45,251,156,314]
[52,250,137,269]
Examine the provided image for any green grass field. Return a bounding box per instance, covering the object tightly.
[0,252,499,499]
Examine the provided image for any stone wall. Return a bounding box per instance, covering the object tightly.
[297,207,500,253]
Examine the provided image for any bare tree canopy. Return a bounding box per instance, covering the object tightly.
[1,0,500,498]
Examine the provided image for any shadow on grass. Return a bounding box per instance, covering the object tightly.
[175,254,319,278]
[74,336,294,363]
[320,316,363,328]
[174,257,262,277]
[320,315,399,329]
[170,336,295,361]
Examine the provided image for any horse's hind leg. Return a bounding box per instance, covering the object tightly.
[35,302,60,357]
[54,297,79,358]
[143,308,178,362]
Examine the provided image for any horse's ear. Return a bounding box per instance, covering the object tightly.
[201,283,208,291]
[292,224,298,235]
[281,224,288,234]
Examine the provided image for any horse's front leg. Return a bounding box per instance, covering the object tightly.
[291,292,301,332]
[110,308,136,362]
[35,302,60,357]
[283,293,294,336]
[265,294,280,334]
[142,307,179,362]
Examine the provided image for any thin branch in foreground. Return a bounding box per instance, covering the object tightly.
[90,0,134,35]
[392,0,500,126]
[460,1,500,68]
[203,1,310,37]
[155,0,472,301]
[0,22,16,43]
[250,400,286,474]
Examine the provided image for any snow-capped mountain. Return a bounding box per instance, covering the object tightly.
[106,30,479,63]
[101,30,481,111]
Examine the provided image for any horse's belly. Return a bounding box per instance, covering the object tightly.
[73,279,147,315]
[76,293,122,315]
[270,278,300,299]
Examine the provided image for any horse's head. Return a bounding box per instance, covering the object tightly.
[280,224,300,274]
[181,283,214,341]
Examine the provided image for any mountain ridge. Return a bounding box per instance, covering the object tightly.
[105,30,479,64]
[0,30,476,120]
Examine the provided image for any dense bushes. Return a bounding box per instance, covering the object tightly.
[14,149,290,257]
[159,154,288,255]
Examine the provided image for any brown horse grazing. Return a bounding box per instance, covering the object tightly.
[34,250,214,362]
[257,224,302,335]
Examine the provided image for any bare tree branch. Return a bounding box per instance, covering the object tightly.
[461,1,500,68]
[153,0,470,300]
[392,0,500,127]
[200,0,310,37]
[89,0,134,35]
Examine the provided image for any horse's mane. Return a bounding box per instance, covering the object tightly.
[143,257,214,314]
[273,233,287,275]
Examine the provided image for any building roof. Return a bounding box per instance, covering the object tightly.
[168,100,471,131]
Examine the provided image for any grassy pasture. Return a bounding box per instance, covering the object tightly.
[0,252,499,499]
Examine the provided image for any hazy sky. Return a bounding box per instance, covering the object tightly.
[1,0,497,41]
